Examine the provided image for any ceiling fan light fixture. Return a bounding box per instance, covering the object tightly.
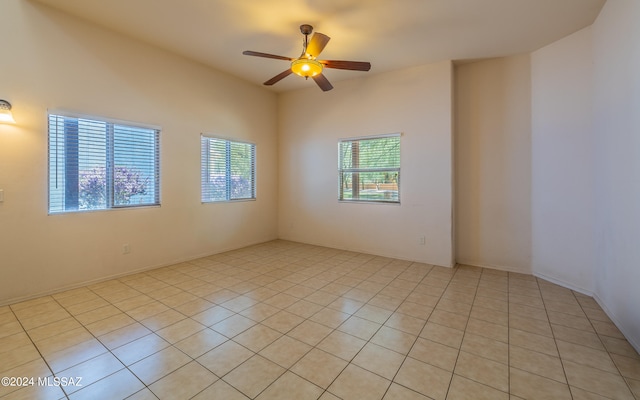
[291,58,323,78]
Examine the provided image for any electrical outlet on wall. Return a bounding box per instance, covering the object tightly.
[123,244,131,254]
[418,236,426,245]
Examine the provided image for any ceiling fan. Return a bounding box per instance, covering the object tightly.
[243,24,371,91]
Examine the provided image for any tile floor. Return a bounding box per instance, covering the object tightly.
[1,240,639,400]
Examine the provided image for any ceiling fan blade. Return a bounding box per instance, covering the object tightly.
[312,74,333,91]
[243,50,293,61]
[264,69,293,86]
[321,60,371,71]
[305,33,330,58]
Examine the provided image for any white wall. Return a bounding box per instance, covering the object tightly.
[454,56,532,273]
[277,62,454,267]
[0,1,279,305]
[591,0,640,350]
[530,28,595,293]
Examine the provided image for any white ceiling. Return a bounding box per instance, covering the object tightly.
[33,0,606,92]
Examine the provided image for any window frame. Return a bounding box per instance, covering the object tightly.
[338,133,401,204]
[47,111,161,214]
[200,134,256,203]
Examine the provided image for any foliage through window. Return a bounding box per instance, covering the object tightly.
[48,113,160,213]
[339,134,400,203]
[201,136,256,202]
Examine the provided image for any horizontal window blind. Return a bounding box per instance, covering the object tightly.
[201,136,256,202]
[48,114,160,213]
[338,134,400,203]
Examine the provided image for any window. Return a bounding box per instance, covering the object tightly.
[48,113,160,214]
[201,135,256,202]
[339,134,400,203]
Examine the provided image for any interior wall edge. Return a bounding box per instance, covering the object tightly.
[455,259,532,275]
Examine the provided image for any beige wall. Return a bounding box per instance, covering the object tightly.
[277,62,454,267]
[591,0,640,351]
[454,56,532,273]
[0,2,279,305]
[531,27,595,293]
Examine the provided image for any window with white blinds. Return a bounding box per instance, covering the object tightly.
[48,113,160,214]
[338,134,400,203]
[201,136,256,202]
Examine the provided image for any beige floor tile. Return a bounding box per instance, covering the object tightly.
[610,353,640,380]
[111,333,170,366]
[600,336,640,359]
[355,304,394,324]
[509,314,553,337]
[552,323,605,350]
[256,371,323,400]
[509,303,549,322]
[285,320,332,346]
[556,340,618,373]
[420,322,464,349]
[259,335,312,368]
[310,307,351,329]
[510,366,573,399]
[591,320,626,339]
[461,333,508,364]
[197,340,254,377]
[396,301,433,320]
[627,377,640,398]
[5,242,640,400]
[129,346,191,385]
[2,380,66,400]
[69,369,144,400]
[469,305,509,327]
[60,352,125,394]
[563,360,634,399]
[286,299,324,318]
[328,364,391,400]
[155,318,205,344]
[148,361,217,399]
[174,328,227,358]
[32,326,93,356]
[98,322,152,350]
[394,357,452,400]
[384,312,427,336]
[569,386,612,399]
[465,317,508,343]
[233,324,282,352]
[291,348,348,388]
[548,310,593,331]
[317,330,366,361]
[327,297,366,315]
[192,379,249,400]
[509,345,566,383]
[211,314,256,338]
[262,310,304,333]
[190,305,235,327]
[223,355,285,398]
[447,374,509,400]
[454,350,508,392]
[371,326,416,355]
[44,338,108,373]
[352,342,405,380]
[428,309,468,331]
[509,328,558,357]
[409,337,458,371]
[238,303,280,322]
[383,383,430,399]
[139,309,186,332]
[125,302,170,322]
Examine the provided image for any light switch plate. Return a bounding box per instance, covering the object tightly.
[0,189,4,202]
